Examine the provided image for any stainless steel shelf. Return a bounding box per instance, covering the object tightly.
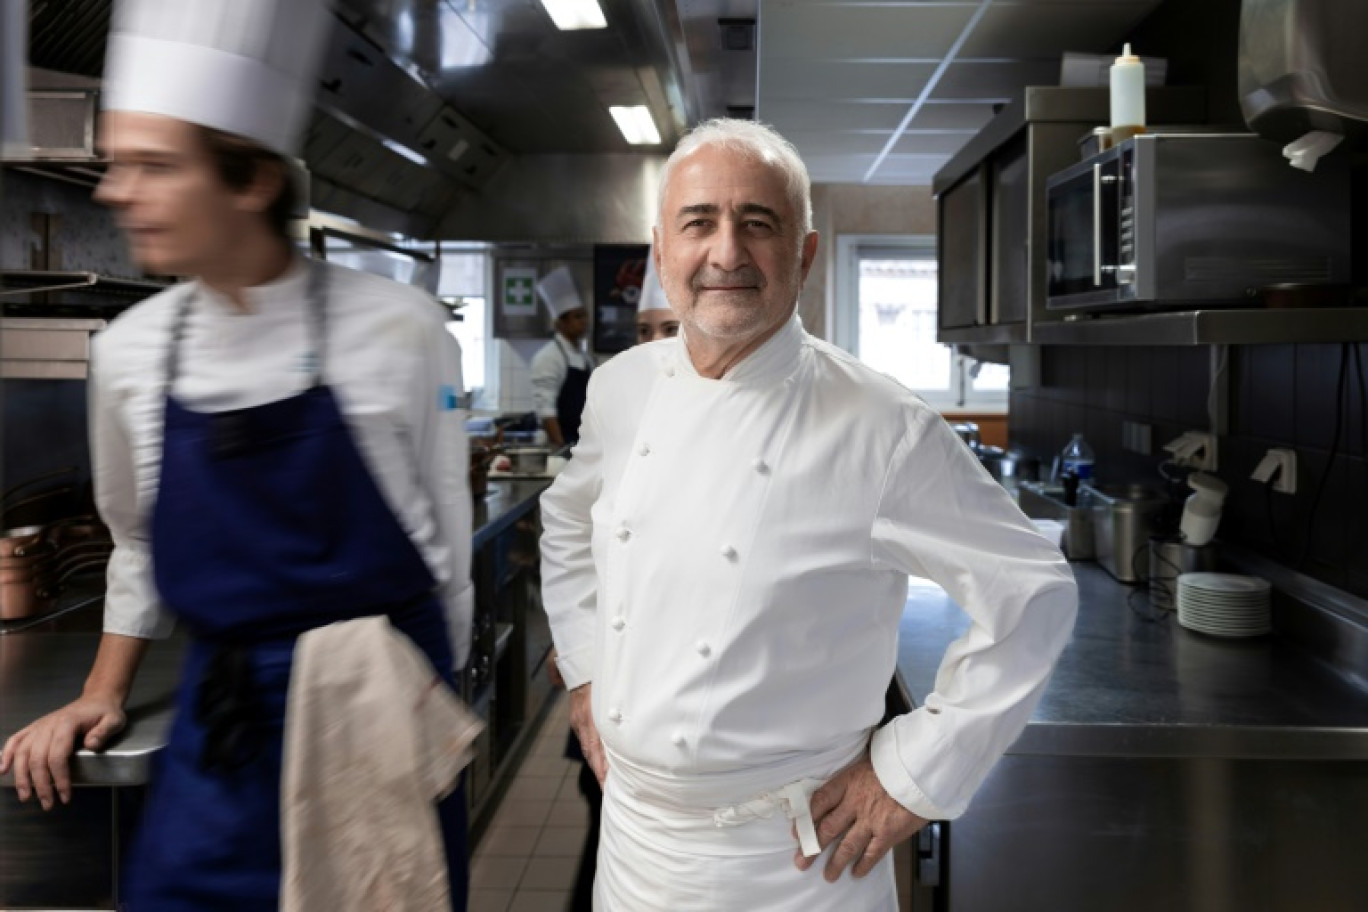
[0,270,170,298]
[1032,308,1368,346]
[938,323,1029,345]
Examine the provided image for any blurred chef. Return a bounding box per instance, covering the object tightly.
[539,119,1078,910]
[635,251,680,344]
[0,1,475,909]
[530,265,593,447]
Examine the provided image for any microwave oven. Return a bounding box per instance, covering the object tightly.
[1044,133,1350,313]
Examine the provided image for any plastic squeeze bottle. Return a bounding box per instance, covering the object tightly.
[1109,43,1146,144]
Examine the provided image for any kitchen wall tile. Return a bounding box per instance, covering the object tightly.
[1149,348,1179,424]
[1085,348,1109,411]
[1104,346,1128,413]
[1297,343,1368,459]
[1125,347,1154,418]
[1243,345,1297,444]
[1173,347,1210,428]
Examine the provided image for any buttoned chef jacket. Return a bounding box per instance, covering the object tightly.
[530,333,593,421]
[540,315,1077,819]
[90,259,475,670]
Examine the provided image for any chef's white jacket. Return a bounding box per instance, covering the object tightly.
[540,315,1077,820]
[530,333,592,420]
[89,259,475,669]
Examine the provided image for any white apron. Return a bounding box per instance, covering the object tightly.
[592,744,897,912]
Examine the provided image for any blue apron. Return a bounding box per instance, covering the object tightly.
[124,263,468,910]
[554,338,591,445]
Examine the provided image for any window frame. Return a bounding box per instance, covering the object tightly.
[833,234,1007,413]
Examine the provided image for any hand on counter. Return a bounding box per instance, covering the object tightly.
[798,753,928,882]
[0,694,127,810]
[569,683,607,787]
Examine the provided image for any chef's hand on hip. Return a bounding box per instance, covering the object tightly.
[798,754,928,881]
[569,683,607,786]
[0,696,126,810]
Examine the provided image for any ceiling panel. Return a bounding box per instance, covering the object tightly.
[759,2,976,60]
[760,100,918,132]
[759,60,938,102]
[754,0,1165,185]
[959,1,1158,58]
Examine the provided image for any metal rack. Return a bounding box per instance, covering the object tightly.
[0,270,170,298]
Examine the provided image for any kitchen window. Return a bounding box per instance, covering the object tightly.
[834,236,1007,410]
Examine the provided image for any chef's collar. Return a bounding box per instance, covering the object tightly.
[675,312,804,386]
[193,256,310,316]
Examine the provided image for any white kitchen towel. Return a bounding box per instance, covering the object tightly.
[282,616,483,912]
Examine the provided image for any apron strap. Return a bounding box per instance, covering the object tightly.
[711,777,825,858]
[162,258,329,389]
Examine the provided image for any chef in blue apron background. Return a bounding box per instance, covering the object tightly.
[0,0,476,908]
[529,265,594,447]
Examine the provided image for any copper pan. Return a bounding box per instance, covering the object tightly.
[0,556,108,621]
[0,525,54,560]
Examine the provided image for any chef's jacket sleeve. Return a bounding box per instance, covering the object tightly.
[530,341,567,420]
[538,390,604,690]
[868,407,1077,820]
[89,332,175,640]
[411,314,475,672]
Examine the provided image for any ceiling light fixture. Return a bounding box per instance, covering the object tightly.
[609,106,661,145]
[539,0,607,31]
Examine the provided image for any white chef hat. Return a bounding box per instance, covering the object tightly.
[638,250,671,314]
[101,0,334,157]
[537,266,586,320]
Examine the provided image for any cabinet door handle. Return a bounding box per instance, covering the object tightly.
[916,821,942,887]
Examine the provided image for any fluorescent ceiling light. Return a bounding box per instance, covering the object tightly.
[609,106,661,145]
[539,0,607,30]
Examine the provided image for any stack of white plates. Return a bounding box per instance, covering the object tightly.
[1176,573,1272,637]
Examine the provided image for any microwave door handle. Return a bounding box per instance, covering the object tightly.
[1092,163,1102,287]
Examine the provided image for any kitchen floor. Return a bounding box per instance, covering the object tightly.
[470,693,589,912]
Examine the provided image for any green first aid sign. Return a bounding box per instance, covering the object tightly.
[502,267,538,317]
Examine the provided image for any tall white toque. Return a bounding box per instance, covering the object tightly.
[537,266,586,320]
[101,0,334,156]
[637,249,671,314]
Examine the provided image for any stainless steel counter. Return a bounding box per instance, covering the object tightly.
[0,631,186,787]
[896,561,1368,760]
[1,476,557,788]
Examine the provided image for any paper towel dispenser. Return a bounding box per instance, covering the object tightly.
[1238,0,1368,167]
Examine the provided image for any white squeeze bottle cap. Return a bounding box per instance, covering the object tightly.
[1110,43,1145,132]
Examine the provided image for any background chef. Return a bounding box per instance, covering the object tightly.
[539,118,1078,910]
[635,251,680,344]
[530,265,594,447]
[0,1,475,908]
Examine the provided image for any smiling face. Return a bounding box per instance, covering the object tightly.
[655,143,817,349]
[93,111,272,276]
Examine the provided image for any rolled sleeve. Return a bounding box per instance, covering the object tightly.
[89,332,174,640]
[869,408,1077,819]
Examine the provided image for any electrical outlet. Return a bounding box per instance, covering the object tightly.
[1252,447,1297,494]
[1162,431,1217,471]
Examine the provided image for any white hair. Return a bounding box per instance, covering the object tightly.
[655,118,813,237]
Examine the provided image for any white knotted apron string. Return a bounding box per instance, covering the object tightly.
[711,778,824,858]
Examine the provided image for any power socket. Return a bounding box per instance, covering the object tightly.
[1252,447,1297,494]
[1163,431,1218,471]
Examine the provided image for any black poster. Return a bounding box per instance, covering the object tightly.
[592,244,649,354]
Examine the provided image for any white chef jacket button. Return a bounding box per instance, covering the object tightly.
[720,545,737,561]
[752,457,769,473]
[638,443,651,457]
[671,731,686,747]
[616,527,631,542]
[611,616,626,631]
[695,640,711,657]
[608,708,623,724]
[665,366,676,378]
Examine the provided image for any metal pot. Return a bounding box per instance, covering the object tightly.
[0,556,107,621]
[503,446,550,474]
[0,525,54,560]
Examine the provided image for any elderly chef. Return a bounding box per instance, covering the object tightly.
[0,1,475,909]
[539,118,1078,910]
[530,265,594,447]
[635,250,680,344]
